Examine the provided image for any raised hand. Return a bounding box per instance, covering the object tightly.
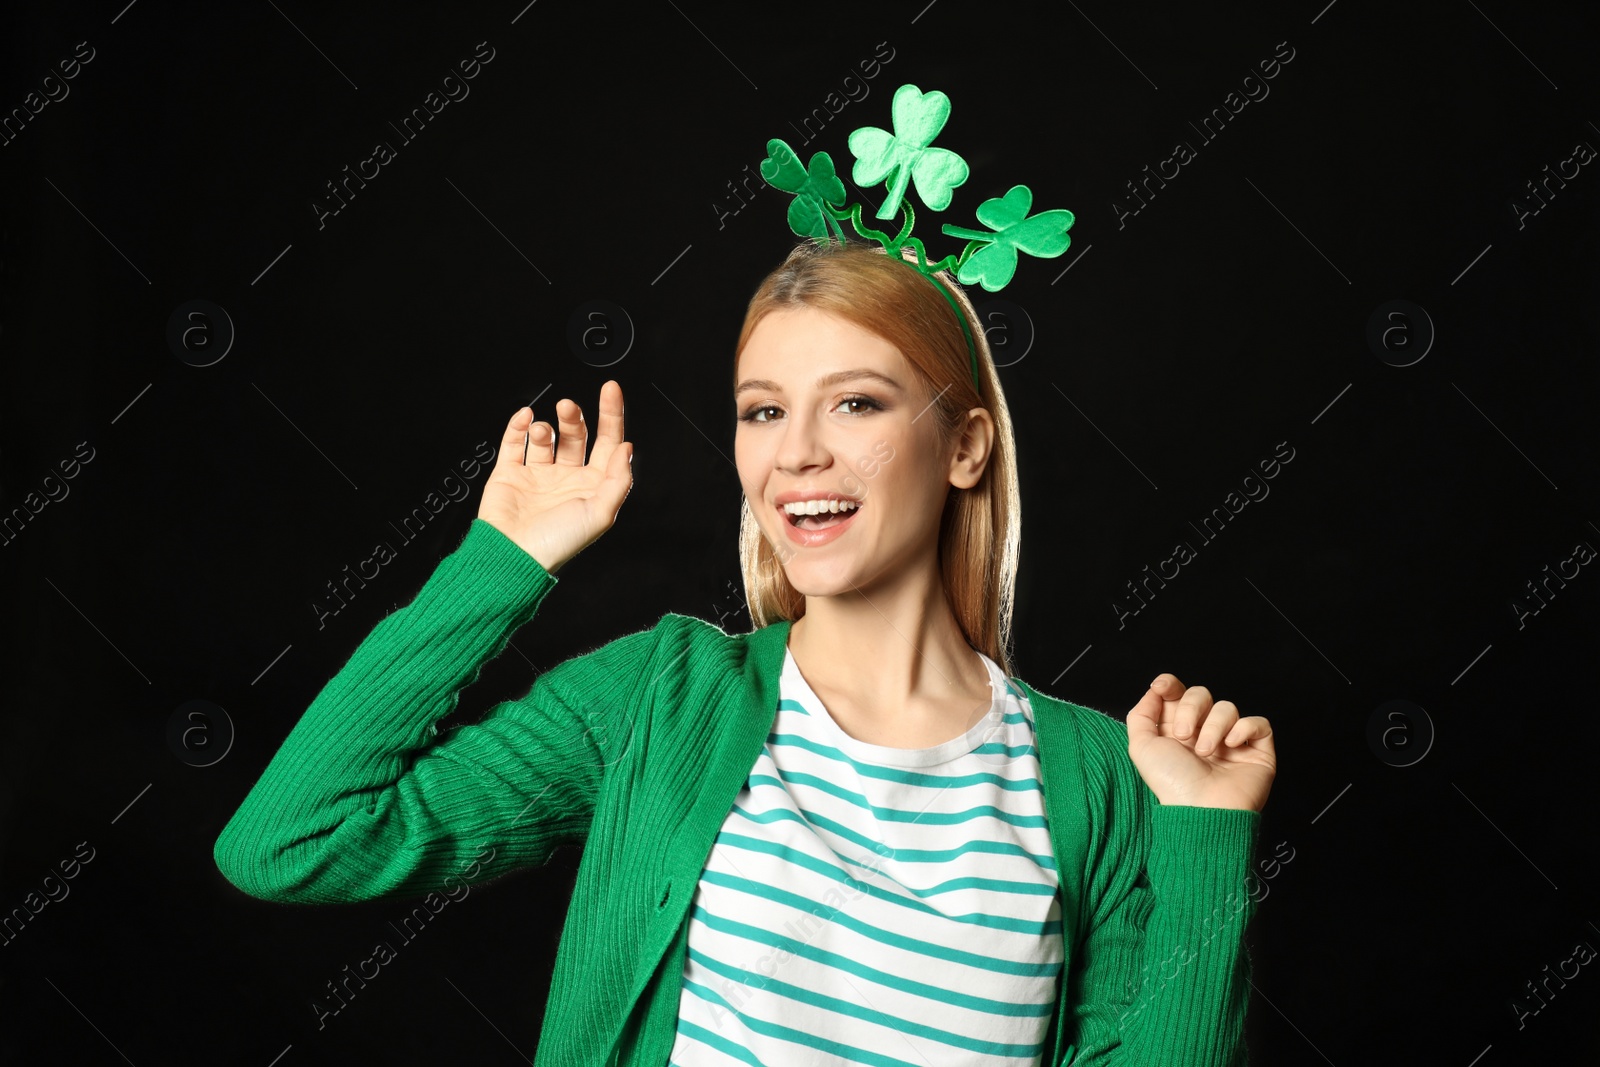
[476,380,633,575]
[1125,674,1276,812]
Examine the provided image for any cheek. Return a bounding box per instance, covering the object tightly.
[845,439,904,499]
[733,431,769,495]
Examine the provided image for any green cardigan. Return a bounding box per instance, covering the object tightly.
[214,518,1261,1066]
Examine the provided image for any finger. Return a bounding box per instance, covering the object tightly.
[1195,700,1239,756]
[526,419,555,464]
[1173,684,1212,741]
[588,380,626,470]
[497,406,534,468]
[1126,685,1163,748]
[1150,673,1185,707]
[553,398,588,466]
[1148,674,1186,740]
[1225,716,1275,757]
[601,439,634,517]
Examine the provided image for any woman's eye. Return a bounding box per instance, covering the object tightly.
[738,396,881,423]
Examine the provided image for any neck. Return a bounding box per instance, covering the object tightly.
[785,556,985,725]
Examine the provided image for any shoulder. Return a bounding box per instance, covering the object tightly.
[1017,682,1135,783]
[597,611,774,690]
[532,611,700,692]
[657,611,764,659]
[529,613,745,747]
[1016,681,1152,835]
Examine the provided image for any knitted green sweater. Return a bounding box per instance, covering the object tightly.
[214,518,1261,1066]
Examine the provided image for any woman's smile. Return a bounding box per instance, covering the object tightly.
[780,499,862,546]
[775,490,866,542]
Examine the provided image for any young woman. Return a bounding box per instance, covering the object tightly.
[215,239,1276,1067]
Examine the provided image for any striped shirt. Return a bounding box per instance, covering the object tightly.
[668,644,1065,1066]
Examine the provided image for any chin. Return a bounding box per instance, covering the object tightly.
[781,568,851,595]
[775,551,872,596]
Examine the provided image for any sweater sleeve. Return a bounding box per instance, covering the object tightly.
[213,518,657,906]
[1061,710,1261,1066]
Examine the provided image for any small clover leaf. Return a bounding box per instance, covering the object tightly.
[941,185,1075,291]
[847,84,969,221]
[759,138,847,239]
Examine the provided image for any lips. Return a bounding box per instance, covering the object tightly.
[777,497,863,547]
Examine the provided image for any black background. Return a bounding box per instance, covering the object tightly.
[2,0,1597,1063]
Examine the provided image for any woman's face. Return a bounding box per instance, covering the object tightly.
[734,305,970,596]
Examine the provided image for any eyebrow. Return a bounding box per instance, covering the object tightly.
[734,368,903,397]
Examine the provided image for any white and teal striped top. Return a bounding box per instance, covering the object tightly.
[668,644,1065,1066]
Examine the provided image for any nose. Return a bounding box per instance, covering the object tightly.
[774,404,833,475]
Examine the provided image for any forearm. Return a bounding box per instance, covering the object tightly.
[213,519,573,903]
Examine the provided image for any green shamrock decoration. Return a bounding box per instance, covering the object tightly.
[756,83,1077,387]
[940,185,1075,291]
[759,138,847,240]
[847,84,969,221]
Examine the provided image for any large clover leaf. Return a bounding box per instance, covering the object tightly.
[941,185,1075,291]
[847,84,969,221]
[759,138,847,239]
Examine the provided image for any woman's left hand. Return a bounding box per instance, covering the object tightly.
[1126,674,1276,812]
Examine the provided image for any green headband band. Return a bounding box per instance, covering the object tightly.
[759,83,1077,393]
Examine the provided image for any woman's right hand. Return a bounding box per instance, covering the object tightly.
[477,380,633,575]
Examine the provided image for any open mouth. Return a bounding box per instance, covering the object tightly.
[782,502,863,530]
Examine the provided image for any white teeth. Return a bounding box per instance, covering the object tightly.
[781,499,862,516]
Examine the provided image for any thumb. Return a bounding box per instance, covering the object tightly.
[1126,684,1161,749]
[602,441,634,515]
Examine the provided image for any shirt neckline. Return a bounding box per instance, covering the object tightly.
[780,645,1015,768]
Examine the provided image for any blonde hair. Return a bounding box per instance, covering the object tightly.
[733,239,1022,677]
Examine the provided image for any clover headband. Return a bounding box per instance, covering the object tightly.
[759,83,1076,391]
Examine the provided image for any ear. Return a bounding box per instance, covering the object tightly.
[947,406,995,490]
